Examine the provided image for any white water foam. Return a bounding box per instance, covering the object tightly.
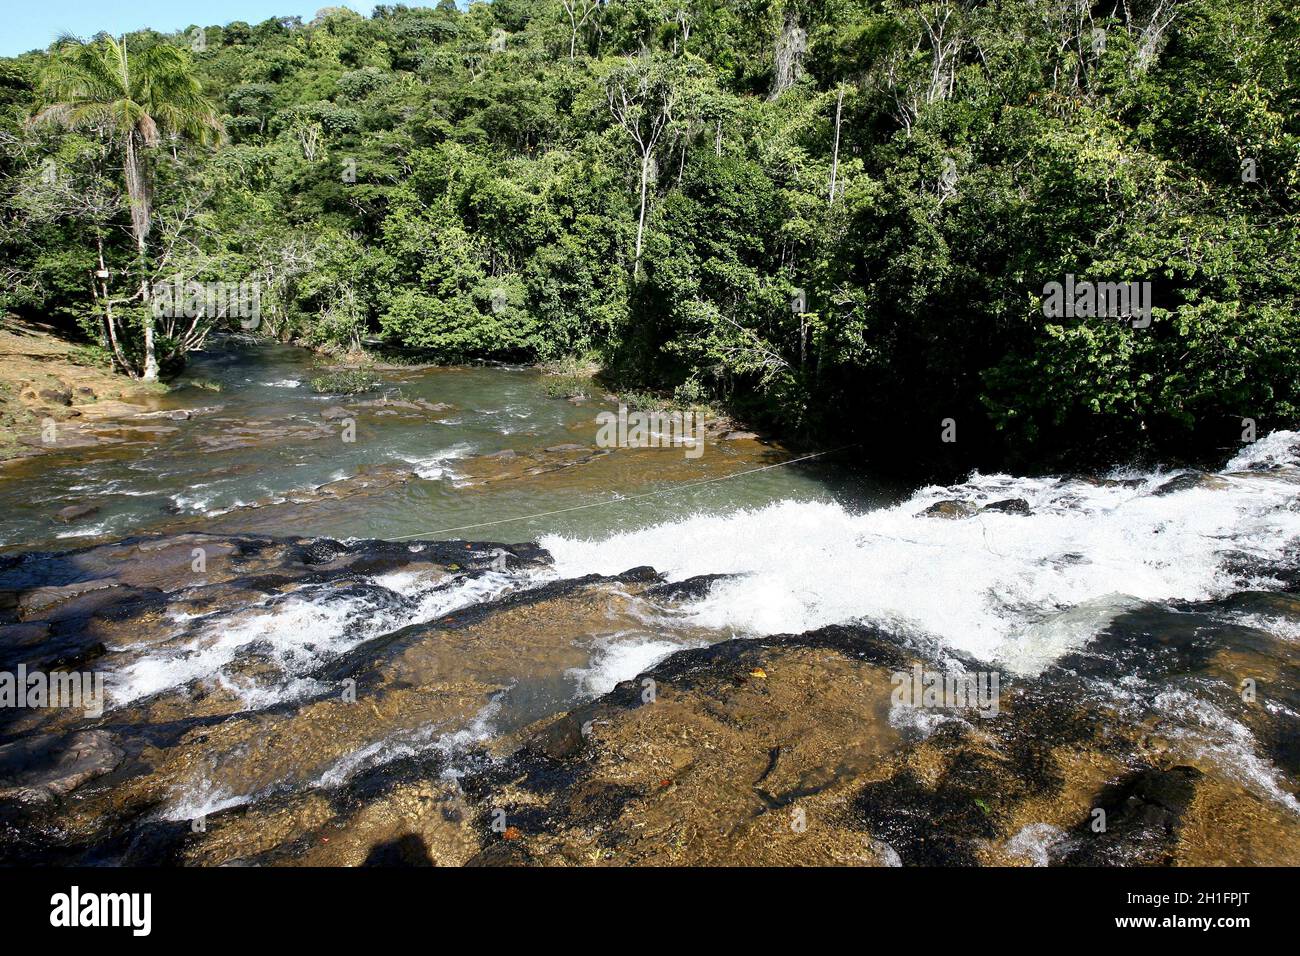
[541,432,1300,673]
[108,569,523,708]
[1226,431,1300,471]
[399,442,474,481]
[568,633,706,698]
[312,694,505,790]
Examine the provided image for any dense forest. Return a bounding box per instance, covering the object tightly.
[0,0,1296,474]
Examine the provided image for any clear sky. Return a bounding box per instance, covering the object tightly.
[0,1,392,57]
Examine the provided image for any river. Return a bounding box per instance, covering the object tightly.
[1,340,1297,865]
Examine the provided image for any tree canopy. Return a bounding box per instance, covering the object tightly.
[1,0,1296,472]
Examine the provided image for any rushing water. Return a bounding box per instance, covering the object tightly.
[2,341,1299,854]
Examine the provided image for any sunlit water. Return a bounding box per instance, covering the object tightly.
[0,339,864,549]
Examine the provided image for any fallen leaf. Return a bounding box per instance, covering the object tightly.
[503,826,522,840]
[749,667,767,679]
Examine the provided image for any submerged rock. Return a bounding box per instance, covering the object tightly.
[0,530,1297,868]
[54,503,100,523]
[1061,766,1203,866]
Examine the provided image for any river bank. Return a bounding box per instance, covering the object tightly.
[0,318,174,463]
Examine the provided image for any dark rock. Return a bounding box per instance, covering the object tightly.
[1062,766,1203,865]
[464,840,531,866]
[54,503,100,523]
[17,579,121,619]
[615,566,661,584]
[645,573,735,601]
[0,622,51,650]
[1070,475,1145,489]
[920,500,978,519]
[36,387,73,407]
[1152,472,1230,496]
[981,498,1031,515]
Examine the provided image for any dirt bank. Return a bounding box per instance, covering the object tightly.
[0,317,164,462]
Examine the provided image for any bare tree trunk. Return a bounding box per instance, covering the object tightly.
[124,131,158,381]
[634,153,650,279]
[95,235,133,375]
[829,88,845,205]
[771,10,808,98]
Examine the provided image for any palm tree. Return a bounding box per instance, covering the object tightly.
[30,35,223,379]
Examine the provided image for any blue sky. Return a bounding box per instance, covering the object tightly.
[0,1,395,57]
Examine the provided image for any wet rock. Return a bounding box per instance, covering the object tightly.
[36,387,73,407]
[18,430,103,450]
[1152,472,1231,496]
[134,408,192,421]
[0,731,123,808]
[1070,475,1145,489]
[645,573,735,601]
[723,431,759,441]
[17,578,122,619]
[920,500,978,519]
[54,503,100,523]
[2,529,1295,868]
[320,406,352,421]
[1062,766,1203,866]
[981,498,1031,515]
[485,449,517,460]
[0,622,50,649]
[544,443,587,453]
[464,840,531,866]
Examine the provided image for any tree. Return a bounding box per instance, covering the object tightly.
[605,54,703,278]
[30,35,223,379]
[560,0,602,60]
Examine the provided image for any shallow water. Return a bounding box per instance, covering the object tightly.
[0,339,869,549]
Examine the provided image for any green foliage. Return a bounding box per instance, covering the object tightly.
[1,0,1297,470]
[309,369,382,394]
